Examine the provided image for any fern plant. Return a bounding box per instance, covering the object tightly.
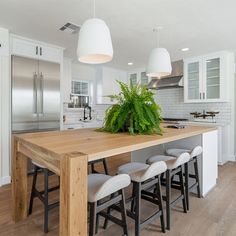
[101,81,163,135]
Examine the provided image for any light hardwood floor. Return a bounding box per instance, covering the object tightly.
[1,162,236,236]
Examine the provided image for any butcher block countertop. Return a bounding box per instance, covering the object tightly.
[14,124,217,162]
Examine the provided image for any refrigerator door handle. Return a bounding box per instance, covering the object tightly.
[39,72,44,115]
[33,72,37,114]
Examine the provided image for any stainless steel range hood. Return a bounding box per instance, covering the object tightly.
[148,60,183,90]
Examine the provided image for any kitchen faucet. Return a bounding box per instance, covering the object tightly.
[83,105,92,121]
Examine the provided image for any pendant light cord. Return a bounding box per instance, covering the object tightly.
[154,27,162,48]
[93,0,96,18]
[157,30,160,48]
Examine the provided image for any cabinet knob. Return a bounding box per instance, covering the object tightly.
[36,46,38,55]
[40,47,42,56]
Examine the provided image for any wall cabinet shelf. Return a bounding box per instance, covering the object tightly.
[184,51,234,103]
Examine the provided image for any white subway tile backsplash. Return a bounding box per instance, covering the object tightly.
[64,88,231,125]
[154,88,231,124]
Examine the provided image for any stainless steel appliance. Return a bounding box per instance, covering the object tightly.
[12,56,60,133]
[148,60,184,90]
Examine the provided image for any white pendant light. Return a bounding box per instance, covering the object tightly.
[77,0,113,64]
[147,27,172,78]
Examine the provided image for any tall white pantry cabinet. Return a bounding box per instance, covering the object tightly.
[0,28,11,186]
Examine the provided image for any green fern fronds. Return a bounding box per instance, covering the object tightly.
[102,80,163,135]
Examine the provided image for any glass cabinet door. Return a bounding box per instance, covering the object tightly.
[186,61,201,100]
[129,73,138,85]
[205,58,220,99]
[140,72,149,85]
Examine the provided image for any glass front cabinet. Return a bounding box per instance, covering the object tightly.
[128,69,150,86]
[184,51,234,103]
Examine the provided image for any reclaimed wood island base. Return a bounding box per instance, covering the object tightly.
[12,125,218,236]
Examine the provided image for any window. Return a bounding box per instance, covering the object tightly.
[71,80,89,95]
[69,80,91,108]
[141,72,149,85]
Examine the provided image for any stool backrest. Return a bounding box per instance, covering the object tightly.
[95,174,131,201]
[166,152,191,169]
[191,146,203,158]
[131,161,167,182]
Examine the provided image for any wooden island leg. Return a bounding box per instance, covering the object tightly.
[60,153,88,236]
[12,139,28,221]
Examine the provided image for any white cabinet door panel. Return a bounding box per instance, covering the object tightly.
[12,37,38,59]
[39,44,62,63]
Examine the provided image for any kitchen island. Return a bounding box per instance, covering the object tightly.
[12,124,218,236]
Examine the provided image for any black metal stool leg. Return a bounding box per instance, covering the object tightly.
[134,182,141,236]
[131,183,136,213]
[166,170,171,230]
[91,163,96,173]
[184,162,189,210]
[103,159,109,175]
[89,202,97,236]
[180,166,187,213]
[120,189,129,236]
[156,175,166,233]
[44,168,49,234]
[29,166,38,215]
[194,157,201,198]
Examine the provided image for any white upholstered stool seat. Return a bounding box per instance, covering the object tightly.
[166,146,203,159]
[146,153,191,170]
[32,161,46,169]
[118,161,167,183]
[147,155,175,164]
[88,173,131,203]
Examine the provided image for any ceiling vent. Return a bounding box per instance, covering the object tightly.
[59,22,81,34]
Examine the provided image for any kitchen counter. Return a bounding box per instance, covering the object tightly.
[12,124,218,236]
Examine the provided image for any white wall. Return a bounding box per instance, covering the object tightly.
[71,62,96,82]
[0,28,11,186]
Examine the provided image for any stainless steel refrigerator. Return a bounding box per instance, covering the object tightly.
[12,55,60,133]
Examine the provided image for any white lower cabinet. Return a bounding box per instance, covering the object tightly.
[63,121,103,130]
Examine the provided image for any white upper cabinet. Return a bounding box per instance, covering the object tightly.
[184,51,234,103]
[128,69,150,86]
[0,28,9,56]
[96,67,128,104]
[11,35,64,63]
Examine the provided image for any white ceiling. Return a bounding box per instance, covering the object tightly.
[0,0,236,70]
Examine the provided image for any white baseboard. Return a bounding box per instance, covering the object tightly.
[0,176,11,186]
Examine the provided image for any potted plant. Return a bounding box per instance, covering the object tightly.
[101,81,163,135]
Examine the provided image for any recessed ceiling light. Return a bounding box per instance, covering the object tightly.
[128,62,133,66]
[181,48,189,52]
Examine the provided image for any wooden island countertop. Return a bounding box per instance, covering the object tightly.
[12,124,217,236]
[14,124,217,164]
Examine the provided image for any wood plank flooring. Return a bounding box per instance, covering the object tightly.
[1,162,236,236]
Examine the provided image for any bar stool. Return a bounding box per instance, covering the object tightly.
[166,146,202,210]
[146,152,190,230]
[29,161,59,233]
[89,158,109,175]
[117,161,167,236]
[88,173,130,236]
[29,158,109,233]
